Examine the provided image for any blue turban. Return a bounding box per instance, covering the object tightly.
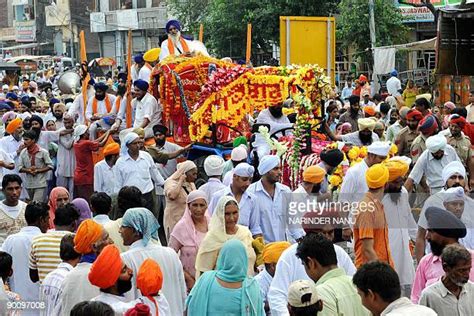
[258,155,280,175]
[49,98,60,107]
[0,102,12,111]
[134,54,144,64]
[94,82,108,92]
[133,79,149,92]
[21,96,30,105]
[165,19,181,33]
[30,114,44,128]
[390,69,398,77]
[6,92,17,100]
[117,72,127,82]
[87,78,96,86]
[122,207,160,246]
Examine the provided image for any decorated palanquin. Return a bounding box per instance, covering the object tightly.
[189,64,333,143]
[151,55,234,145]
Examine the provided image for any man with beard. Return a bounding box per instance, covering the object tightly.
[52,102,66,129]
[339,95,364,131]
[420,244,474,314]
[86,82,117,140]
[414,161,473,262]
[57,219,113,315]
[111,73,130,131]
[256,101,292,136]
[88,244,137,314]
[68,78,95,125]
[159,20,193,61]
[328,118,379,146]
[382,157,417,297]
[0,118,24,177]
[442,187,474,249]
[210,163,262,238]
[411,207,474,303]
[405,134,461,194]
[447,114,474,188]
[395,109,422,158]
[131,53,152,83]
[318,148,344,194]
[128,79,162,139]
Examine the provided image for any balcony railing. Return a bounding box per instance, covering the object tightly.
[90,6,166,33]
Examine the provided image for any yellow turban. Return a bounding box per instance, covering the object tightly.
[262,241,291,264]
[132,127,145,138]
[384,159,409,182]
[365,163,389,189]
[103,142,120,157]
[74,219,103,254]
[358,118,376,131]
[303,165,326,184]
[143,48,161,63]
[5,117,22,134]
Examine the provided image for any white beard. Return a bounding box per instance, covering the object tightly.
[169,31,181,46]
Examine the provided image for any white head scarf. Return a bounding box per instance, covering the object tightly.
[426,135,447,153]
[204,155,225,176]
[121,132,140,155]
[443,187,465,203]
[258,155,280,175]
[442,161,466,185]
[73,124,88,142]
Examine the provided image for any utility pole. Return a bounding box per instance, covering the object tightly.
[368,0,379,93]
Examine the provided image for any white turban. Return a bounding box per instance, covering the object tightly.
[121,132,140,155]
[442,161,466,185]
[204,155,225,176]
[258,155,280,175]
[231,145,248,161]
[234,163,255,178]
[73,124,88,142]
[443,187,465,203]
[357,118,376,131]
[367,141,391,157]
[426,135,447,153]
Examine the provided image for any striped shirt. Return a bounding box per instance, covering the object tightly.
[29,231,70,282]
[39,262,74,316]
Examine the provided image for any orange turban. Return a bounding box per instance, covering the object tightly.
[74,219,103,254]
[303,165,326,184]
[103,142,120,157]
[137,259,163,296]
[363,106,376,117]
[365,163,389,189]
[384,159,410,182]
[5,117,22,134]
[262,242,291,264]
[88,244,123,289]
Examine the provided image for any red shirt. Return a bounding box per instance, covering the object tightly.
[73,140,99,185]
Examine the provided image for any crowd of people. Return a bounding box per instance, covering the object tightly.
[1,19,474,316]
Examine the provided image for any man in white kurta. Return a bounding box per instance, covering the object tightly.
[198,155,226,202]
[382,157,417,297]
[120,218,186,315]
[130,79,162,138]
[159,20,193,61]
[56,114,75,194]
[86,82,117,140]
[256,105,292,136]
[131,54,152,83]
[268,242,356,316]
[67,82,95,125]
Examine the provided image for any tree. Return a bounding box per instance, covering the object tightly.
[337,0,409,61]
[166,0,211,35]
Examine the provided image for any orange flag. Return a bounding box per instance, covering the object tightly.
[199,24,204,42]
[126,29,133,128]
[79,30,90,123]
[246,24,252,64]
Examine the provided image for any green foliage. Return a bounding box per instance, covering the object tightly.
[337,0,409,56]
[166,0,211,35]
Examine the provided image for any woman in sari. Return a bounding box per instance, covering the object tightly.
[186,239,263,316]
[195,196,256,278]
[163,160,197,239]
[169,190,209,292]
[47,186,70,228]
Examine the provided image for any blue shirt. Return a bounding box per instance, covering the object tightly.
[247,180,295,242]
[209,186,263,236]
[207,279,242,315]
